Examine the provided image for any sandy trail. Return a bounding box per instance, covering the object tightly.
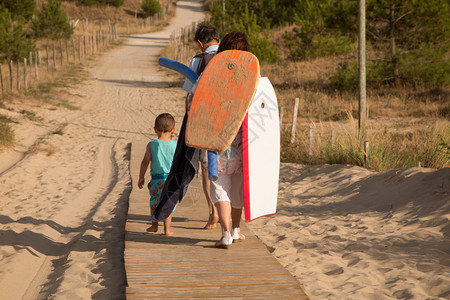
[0,1,204,299]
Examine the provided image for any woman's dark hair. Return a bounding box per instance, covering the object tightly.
[217,31,249,53]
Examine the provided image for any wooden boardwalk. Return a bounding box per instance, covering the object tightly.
[125,140,309,299]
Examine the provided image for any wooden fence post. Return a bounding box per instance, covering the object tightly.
[16,61,20,90]
[46,46,50,72]
[72,39,75,61]
[24,58,27,90]
[9,61,13,91]
[34,51,39,81]
[364,140,369,166]
[38,50,41,69]
[65,40,69,62]
[53,44,57,70]
[60,41,64,65]
[79,38,82,61]
[291,97,299,144]
[84,36,87,57]
[309,124,314,156]
[29,52,33,86]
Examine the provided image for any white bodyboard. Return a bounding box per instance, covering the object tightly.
[243,77,280,222]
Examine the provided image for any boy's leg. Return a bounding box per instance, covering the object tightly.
[146,207,158,232]
[163,213,174,236]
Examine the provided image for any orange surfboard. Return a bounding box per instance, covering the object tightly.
[185,50,260,152]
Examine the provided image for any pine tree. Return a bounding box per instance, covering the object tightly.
[0,10,35,62]
[33,0,73,40]
[0,0,36,21]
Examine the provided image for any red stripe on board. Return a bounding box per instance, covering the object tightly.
[242,114,251,222]
[248,213,275,222]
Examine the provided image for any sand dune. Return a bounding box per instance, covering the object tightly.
[247,164,450,299]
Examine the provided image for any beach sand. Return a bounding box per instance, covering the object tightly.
[0,0,449,299]
[247,164,450,299]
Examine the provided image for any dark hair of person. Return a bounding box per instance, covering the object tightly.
[217,31,250,53]
[154,113,175,132]
[194,23,220,44]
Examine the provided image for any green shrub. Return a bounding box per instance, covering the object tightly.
[141,0,161,18]
[399,44,450,88]
[77,0,124,7]
[231,5,279,63]
[329,59,395,91]
[0,0,35,21]
[328,61,358,91]
[33,0,73,40]
[0,10,35,62]
[285,30,355,61]
[0,116,14,148]
[438,104,450,119]
[103,0,124,7]
[325,110,358,122]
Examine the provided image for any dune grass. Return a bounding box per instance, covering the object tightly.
[282,117,449,171]
[263,58,449,171]
[0,113,14,149]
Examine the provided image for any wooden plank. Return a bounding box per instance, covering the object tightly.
[125,140,309,299]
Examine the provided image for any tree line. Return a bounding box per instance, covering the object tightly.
[0,0,73,62]
[208,0,449,90]
[0,0,162,64]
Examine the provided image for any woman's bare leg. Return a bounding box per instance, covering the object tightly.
[202,166,218,229]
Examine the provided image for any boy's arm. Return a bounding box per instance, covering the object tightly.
[138,142,152,189]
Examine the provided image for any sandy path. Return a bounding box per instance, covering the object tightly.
[0,1,204,299]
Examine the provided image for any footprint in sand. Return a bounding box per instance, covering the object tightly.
[393,289,413,299]
[275,235,286,242]
[342,253,361,267]
[323,264,344,276]
[293,240,304,248]
[383,260,405,269]
[303,242,319,249]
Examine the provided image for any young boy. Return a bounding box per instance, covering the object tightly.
[138,113,177,235]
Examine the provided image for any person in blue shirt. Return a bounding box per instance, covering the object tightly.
[138,113,177,235]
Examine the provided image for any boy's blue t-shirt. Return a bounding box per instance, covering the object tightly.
[150,139,177,177]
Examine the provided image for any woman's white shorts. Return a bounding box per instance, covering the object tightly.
[210,172,244,209]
